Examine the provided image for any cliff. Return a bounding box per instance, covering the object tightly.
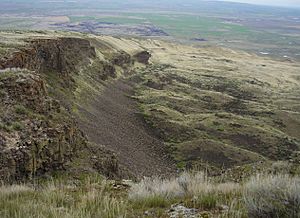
[0,36,129,181]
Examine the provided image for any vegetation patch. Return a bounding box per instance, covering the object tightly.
[244,174,300,218]
[0,177,127,218]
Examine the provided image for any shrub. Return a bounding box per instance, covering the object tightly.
[14,105,28,115]
[11,122,24,131]
[0,123,11,132]
[243,174,300,218]
[129,176,183,200]
[269,161,292,174]
[129,171,240,203]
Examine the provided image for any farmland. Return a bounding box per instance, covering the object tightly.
[0,0,300,61]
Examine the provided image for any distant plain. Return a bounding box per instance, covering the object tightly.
[1,0,300,61]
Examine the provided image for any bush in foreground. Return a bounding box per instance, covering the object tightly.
[129,171,240,200]
[244,174,300,218]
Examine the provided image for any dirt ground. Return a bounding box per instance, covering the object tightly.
[77,78,177,178]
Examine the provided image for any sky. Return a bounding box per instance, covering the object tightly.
[220,0,300,7]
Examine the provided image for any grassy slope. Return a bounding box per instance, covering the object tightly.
[1,31,300,217]
[110,37,300,171]
[1,30,299,172]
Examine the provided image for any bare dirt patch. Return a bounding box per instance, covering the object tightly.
[77,78,176,178]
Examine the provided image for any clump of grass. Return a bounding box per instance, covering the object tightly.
[14,105,28,115]
[0,122,11,132]
[243,174,300,218]
[0,184,33,196]
[269,161,292,174]
[131,195,170,209]
[11,121,24,131]
[192,194,217,210]
[0,178,127,218]
[128,176,182,211]
[0,90,6,98]
[219,199,247,218]
[129,177,181,200]
[129,172,241,200]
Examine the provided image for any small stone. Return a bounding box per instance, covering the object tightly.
[168,204,198,218]
[218,204,229,211]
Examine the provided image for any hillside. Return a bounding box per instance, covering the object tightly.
[82,34,300,172]
[1,31,300,180]
[0,31,177,181]
[0,32,123,181]
[123,38,300,172]
[0,30,300,217]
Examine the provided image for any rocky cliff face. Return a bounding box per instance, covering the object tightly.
[1,71,79,180]
[0,38,96,89]
[0,69,120,181]
[0,38,96,73]
[133,51,152,64]
[0,37,124,182]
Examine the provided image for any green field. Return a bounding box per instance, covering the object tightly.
[66,12,300,61]
[69,13,252,38]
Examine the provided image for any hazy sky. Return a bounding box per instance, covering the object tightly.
[221,0,300,7]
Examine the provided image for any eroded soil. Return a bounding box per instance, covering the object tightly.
[77,78,176,178]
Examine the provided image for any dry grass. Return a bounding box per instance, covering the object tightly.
[129,35,300,171]
[129,172,300,217]
[244,174,300,218]
[0,184,33,196]
[129,172,241,200]
[128,171,243,216]
[1,172,300,217]
[0,179,127,218]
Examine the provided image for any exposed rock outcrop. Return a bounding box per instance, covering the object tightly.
[0,37,123,182]
[133,51,152,64]
[0,71,56,113]
[110,51,132,67]
[0,35,153,181]
[0,38,96,87]
[0,71,76,180]
[0,70,120,181]
[0,38,96,73]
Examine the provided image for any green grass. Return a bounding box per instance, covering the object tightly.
[14,105,28,115]
[0,178,127,218]
[190,194,218,210]
[132,61,300,170]
[11,121,24,131]
[128,172,300,217]
[131,195,171,209]
[0,174,128,217]
[0,123,11,132]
